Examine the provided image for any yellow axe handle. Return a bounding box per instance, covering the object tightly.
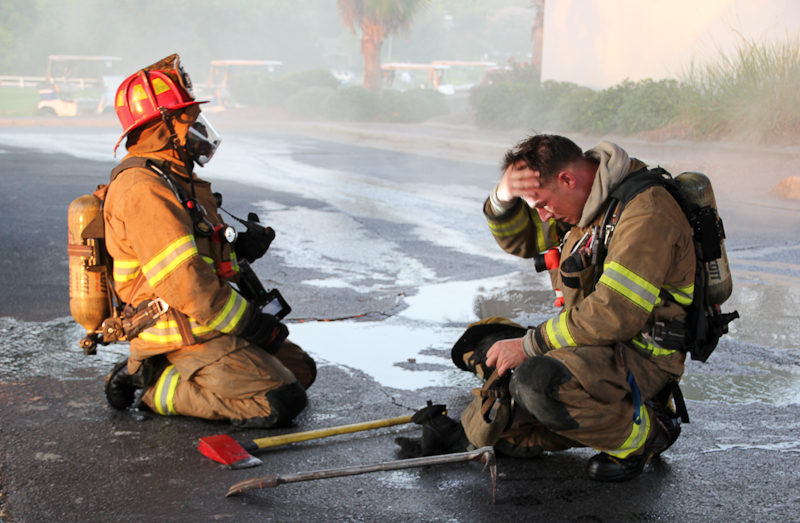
[251,414,414,450]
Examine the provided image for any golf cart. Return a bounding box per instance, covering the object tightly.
[37,55,122,117]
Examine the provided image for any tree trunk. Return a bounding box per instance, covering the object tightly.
[531,0,545,83]
[361,21,384,92]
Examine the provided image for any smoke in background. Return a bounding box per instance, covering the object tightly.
[2,0,797,88]
[544,0,800,89]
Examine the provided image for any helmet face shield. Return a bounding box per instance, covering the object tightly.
[186,113,221,166]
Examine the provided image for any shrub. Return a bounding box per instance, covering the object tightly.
[380,88,448,122]
[473,77,683,135]
[325,86,382,121]
[470,82,535,129]
[285,86,337,119]
[232,69,340,107]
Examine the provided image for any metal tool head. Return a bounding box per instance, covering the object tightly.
[476,446,498,504]
[224,445,500,503]
[226,474,280,497]
[198,434,263,469]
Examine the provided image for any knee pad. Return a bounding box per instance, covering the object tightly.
[510,356,578,432]
[265,382,308,427]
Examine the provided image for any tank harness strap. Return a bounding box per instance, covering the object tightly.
[169,308,197,346]
[109,157,208,345]
[667,381,690,423]
[144,160,214,237]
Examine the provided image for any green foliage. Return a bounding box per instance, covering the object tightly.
[679,37,800,141]
[470,82,534,129]
[284,86,338,118]
[473,73,684,135]
[337,0,431,34]
[377,88,448,122]
[283,84,446,122]
[325,85,383,120]
[234,70,340,107]
[471,37,800,143]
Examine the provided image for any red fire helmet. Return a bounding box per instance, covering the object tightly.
[113,54,207,152]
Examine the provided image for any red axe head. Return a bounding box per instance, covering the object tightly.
[198,434,263,469]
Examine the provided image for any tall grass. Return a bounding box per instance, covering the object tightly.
[470,37,799,143]
[679,37,800,142]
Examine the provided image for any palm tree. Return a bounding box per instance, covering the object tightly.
[337,0,429,92]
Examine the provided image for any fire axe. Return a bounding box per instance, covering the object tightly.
[225,446,498,503]
[198,414,415,469]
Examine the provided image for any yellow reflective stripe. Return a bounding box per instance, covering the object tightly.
[151,77,171,95]
[142,235,198,287]
[534,215,559,252]
[631,335,676,357]
[663,283,695,306]
[130,84,147,103]
[207,290,247,333]
[487,205,529,237]
[606,405,651,459]
[112,259,141,283]
[544,310,576,349]
[154,365,180,415]
[137,318,216,344]
[202,256,215,267]
[599,261,659,313]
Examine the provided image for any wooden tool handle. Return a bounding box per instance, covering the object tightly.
[249,414,414,450]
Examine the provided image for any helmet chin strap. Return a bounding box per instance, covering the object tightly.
[159,107,198,200]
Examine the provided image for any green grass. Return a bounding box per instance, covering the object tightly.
[0,88,40,116]
[678,37,800,142]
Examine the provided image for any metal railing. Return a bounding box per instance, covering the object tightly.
[0,76,100,89]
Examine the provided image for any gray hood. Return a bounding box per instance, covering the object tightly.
[579,141,646,228]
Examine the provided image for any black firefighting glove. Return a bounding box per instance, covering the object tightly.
[394,401,469,458]
[104,356,165,410]
[234,214,275,263]
[239,309,289,353]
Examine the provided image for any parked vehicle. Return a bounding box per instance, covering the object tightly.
[380,61,497,95]
[201,59,282,110]
[37,55,122,116]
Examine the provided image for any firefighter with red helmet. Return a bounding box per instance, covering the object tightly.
[102,54,316,427]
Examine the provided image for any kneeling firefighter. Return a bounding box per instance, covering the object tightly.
[91,54,316,427]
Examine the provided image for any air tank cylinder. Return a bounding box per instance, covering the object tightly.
[676,171,733,306]
[67,194,109,354]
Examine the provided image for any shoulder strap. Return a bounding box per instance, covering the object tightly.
[609,166,678,212]
[110,156,152,182]
[109,157,212,237]
[591,167,681,289]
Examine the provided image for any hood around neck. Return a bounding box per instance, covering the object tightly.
[578,141,646,228]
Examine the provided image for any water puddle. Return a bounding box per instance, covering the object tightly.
[680,338,800,405]
[0,317,128,380]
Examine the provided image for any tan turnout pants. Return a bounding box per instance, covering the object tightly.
[140,336,315,422]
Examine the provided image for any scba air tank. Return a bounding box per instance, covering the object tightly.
[676,171,733,306]
[67,194,109,354]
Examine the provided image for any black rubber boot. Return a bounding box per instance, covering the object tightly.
[586,416,672,482]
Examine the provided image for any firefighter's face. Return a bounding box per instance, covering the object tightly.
[529,171,587,225]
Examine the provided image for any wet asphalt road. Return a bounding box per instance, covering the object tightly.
[1,121,800,521]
